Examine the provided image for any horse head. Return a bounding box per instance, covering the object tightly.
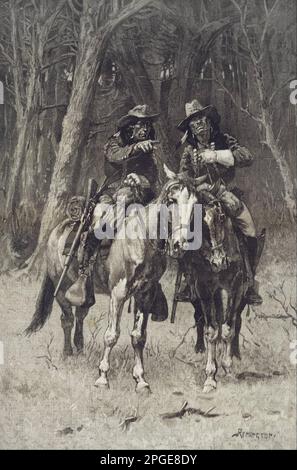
[196,187,228,272]
[160,164,206,259]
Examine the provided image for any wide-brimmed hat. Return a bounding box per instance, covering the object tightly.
[118,104,159,129]
[177,99,220,132]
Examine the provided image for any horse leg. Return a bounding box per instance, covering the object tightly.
[56,293,74,357]
[74,306,89,353]
[193,298,205,353]
[221,274,244,375]
[200,293,219,393]
[95,279,126,389]
[231,300,247,360]
[131,308,150,393]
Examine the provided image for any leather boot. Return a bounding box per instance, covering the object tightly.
[65,231,98,308]
[245,236,263,305]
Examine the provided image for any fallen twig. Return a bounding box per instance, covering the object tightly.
[119,415,139,432]
[236,370,283,381]
[160,401,219,420]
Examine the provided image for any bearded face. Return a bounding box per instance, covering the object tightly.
[189,116,212,146]
[128,120,153,142]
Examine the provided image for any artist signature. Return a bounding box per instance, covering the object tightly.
[232,429,276,440]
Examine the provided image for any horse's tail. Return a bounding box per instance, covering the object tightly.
[24,272,55,335]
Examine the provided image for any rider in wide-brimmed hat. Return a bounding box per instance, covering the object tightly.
[117,104,159,129]
[65,104,168,321]
[103,104,160,194]
[177,99,264,305]
[177,101,221,133]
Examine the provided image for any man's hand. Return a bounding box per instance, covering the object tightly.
[133,140,155,154]
[124,173,141,187]
[199,149,217,164]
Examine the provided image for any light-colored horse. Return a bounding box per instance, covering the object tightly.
[26,167,206,392]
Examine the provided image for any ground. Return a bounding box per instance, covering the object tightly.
[0,231,296,450]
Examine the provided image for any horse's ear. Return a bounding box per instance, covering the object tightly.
[163,163,176,180]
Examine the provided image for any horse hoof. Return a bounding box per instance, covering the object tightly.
[203,385,216,394]
[195,344,205,354]
[223,369,237,381]
[63,348,73,358]
[94,377,109,389]
[135,383,151,395]
[222,367,233,377]
[203,379,217,394]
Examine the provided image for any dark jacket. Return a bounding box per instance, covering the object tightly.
[179,131,254,186]
[104,132,159,193]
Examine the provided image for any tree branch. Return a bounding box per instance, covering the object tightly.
[276,124,285,146]
[0,43,13,64]
[193,15,239,42]
[263,0,269,16]
[230,0,259,63]
[269,77,295,105]
[260,0,280,47]
[9,0,26,115]
[39,103,68,112]
[44,0,67,32]
[41,53,75,71]
[203,77,263,124]
[67,0,81,16]
[97,0,155,72]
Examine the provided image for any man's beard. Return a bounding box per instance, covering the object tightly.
[133,130,150,142]
[195,129,210,146]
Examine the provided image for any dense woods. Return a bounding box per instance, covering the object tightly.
[0,0,295,271]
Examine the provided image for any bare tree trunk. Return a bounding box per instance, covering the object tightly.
[248,35,296,222]
[262,111,296,222]
[28,35,102,270]
[229,0,296,221]
[5,0,67,223]
[5,77,40,218]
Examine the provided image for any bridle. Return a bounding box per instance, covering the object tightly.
[203,199,226,253]
[150,180,197,254]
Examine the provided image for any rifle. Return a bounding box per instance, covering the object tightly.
[170,267,183,324]
[54,176,109,298]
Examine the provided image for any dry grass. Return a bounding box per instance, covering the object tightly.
[0,231,296,449]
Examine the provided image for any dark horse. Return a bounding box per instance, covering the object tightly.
[25,166,206,392]
[184,188,260,393]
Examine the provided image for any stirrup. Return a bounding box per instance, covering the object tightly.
[175,284,192,303]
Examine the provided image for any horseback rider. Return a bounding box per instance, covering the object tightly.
[65,104,167,320]
[176,99,263,305]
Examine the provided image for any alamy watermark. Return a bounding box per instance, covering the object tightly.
[92,197,203,251]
